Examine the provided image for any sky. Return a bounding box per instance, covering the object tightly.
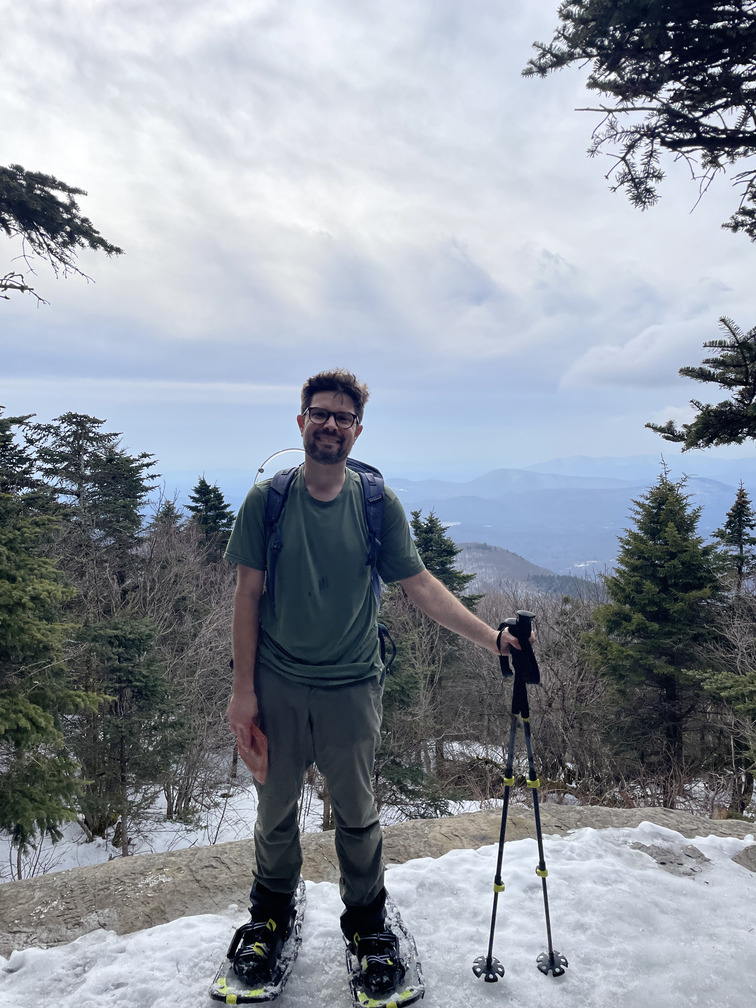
[2,0,756,483]
[2,817,755,1008]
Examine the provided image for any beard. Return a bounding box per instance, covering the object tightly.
[303,430,350,465]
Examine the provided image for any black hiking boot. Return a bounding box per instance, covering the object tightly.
[228,895,296,985]
[349,929,406,997]
[341,890,406,998]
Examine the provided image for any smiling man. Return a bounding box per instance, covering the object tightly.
[224,368,518,1001]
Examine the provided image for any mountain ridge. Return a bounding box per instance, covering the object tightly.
[159,454,756,575]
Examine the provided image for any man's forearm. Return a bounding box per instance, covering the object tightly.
[232,594,260,693]
[400,570,503,654]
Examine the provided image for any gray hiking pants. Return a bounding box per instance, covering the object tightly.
[253,661,385,908]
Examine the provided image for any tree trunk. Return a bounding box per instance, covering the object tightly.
[119,701,130,857]
[662,676,683,808]
[320,779,334,831]
[434,737,445,774]
[230,740,239,781]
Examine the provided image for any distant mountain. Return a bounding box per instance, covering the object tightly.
[456,542,554,587]
[455,542,599,600]
[388,469,744,574]
[527,454,756,492]
[390,468,633,499]
[158,456,756,577]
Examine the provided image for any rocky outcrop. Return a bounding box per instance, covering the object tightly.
[0,806,753,956]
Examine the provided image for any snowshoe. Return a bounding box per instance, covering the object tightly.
[209,878,306,1003]
[344,894,424,1008]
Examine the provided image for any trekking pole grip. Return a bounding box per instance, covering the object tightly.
[511,611,540,685]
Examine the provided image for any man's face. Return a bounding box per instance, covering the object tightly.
[297,391,362,465]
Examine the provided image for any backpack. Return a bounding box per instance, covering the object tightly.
[262,458,396,672]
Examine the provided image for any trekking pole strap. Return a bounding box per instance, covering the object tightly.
[496,624,513,680]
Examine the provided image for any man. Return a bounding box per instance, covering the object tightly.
[225,368,518,998]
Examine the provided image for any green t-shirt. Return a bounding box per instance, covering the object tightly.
[225,467,424,686]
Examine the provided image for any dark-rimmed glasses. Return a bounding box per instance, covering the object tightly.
[302,407,359,429]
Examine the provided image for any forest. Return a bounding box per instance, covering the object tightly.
[1,407,755,882]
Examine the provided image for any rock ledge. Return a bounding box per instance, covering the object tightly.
[1,805,753,956]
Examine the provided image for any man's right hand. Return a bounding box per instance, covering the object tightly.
[226,690,259,751]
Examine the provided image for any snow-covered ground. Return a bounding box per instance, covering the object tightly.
[2,820,755,1008]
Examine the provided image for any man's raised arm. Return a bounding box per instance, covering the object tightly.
[399,568,518,655]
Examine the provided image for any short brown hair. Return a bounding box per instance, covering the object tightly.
[300,369,370,420]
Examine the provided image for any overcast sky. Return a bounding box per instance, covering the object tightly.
[3,0,755,482]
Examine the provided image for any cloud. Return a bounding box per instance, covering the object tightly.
[560,320,714,389]
[1,378,298,410]
[3,1,755,477]
[1,0,607,350]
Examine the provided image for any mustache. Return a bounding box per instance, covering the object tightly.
[312,430,343,441]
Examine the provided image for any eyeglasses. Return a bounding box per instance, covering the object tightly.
[303,407,359,429]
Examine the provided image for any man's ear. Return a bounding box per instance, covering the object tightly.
[296,414,305,434]
[353,424,363,441]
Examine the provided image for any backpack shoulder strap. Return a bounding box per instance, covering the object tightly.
[347,458,385,606]
[263,459,385,609]
[264,465,301,610]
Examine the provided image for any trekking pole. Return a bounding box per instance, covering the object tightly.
[509,611,568,979]
[472,611,568,982]
[472,617,519,983]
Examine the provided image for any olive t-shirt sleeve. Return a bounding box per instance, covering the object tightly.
[224,482,267,570]
[378,486,425,583]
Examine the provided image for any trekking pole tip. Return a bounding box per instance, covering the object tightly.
[472,955,505,982]
[536,950,568,977]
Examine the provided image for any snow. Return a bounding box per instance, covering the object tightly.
[0,784,501,880]
[2,820,755,1008]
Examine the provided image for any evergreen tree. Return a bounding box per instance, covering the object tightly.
[72,618,178,851]
[1,163,123,302]
[0,409,36,493]
[28,413,157,615]
[409,509,477,602]
[0,410,97,855]
[647,318,756,450]
[587,472,721,806]
[27,413,165,844]
[714,483,756,593]
[151,498,184,533]
[524,1,756,239]
[186,477,235,560]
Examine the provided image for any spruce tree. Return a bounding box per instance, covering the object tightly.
[186,477,235,560]
[1,163,123,302]
[524,2,756,239]
[0,411,98,856]
[73,618,178,852]
[409,509,477,601]
[29,413,157,615]
[587,473,721,806]
[646,318,756,450]
[28,413,166,843]
[714,483,756,593]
